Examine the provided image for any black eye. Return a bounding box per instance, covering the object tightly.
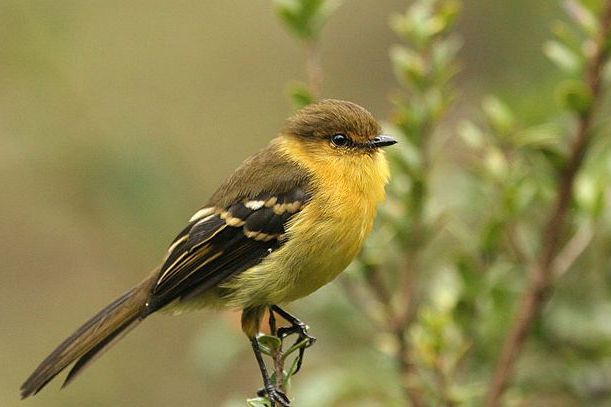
[331,133,349,147]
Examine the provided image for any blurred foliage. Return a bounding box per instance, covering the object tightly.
[277,0,611,406]
[3,1,611,407]
[273,0,341,40]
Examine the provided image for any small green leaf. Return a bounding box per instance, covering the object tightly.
[483,146,508,180]
[246,396,272,407]
[556,79,592,113]
[257,335,282,355]
[480,218,505,262]
[575,174,605,218]
[389,12,410,41]
[286,353,301,378]
[431,36,463,78]
[289,83,315,108]
[551,21,581,51]
[390,45,428,90]
[482,96,515,136]
[437,0,462,32]
[518,181,537,209]
[458,120,484,149]
[283,336,311,358]
[543,40,582,73]
[513,124,560,149]
[273,0,340,39]
[563,0,598,35]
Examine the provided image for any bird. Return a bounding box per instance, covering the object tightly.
[20,99,396,406]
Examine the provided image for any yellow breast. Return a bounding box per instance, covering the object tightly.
[222,136,391,308]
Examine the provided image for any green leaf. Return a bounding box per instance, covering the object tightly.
[246,396,272,407]
[513,123,560,149]
[482,96,515,136]
[480,217,505,261]
[575,174,605,218]
[431,36,463,80]
[273,0,340,39]
[455,254,482,300]
[437,0,462,32]
[556,79,593,113]
[551,21,582,51]
[390,45,427,90]
[289,82,315,108]
[390,0,451,48]
[563,0,598,35]
[286,353,301,378]
[543,40,582,73]
[484,146,508,180]
[513,178,537,213]
[257,335,282,355]
[458,120,484,149]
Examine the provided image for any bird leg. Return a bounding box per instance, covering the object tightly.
[250,337,291,407]
[270,305,316,374]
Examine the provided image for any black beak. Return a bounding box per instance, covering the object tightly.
[368,134,397,148]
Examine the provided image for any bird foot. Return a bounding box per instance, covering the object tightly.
[257,385,291,407]
[277,322,316,347]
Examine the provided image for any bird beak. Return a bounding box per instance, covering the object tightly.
[368,135,397,148]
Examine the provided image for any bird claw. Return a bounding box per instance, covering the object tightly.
[257,385,290,407]
[277,323,316,347]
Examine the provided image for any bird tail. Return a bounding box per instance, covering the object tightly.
[20,275,155,398]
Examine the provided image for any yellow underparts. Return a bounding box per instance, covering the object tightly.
[219,136,391,309]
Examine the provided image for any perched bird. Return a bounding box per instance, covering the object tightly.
[20,99,396,406]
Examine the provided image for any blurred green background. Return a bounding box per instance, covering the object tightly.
[0,1,578,406]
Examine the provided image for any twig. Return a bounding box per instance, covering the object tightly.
[396,248,419,329]
[485,2,611,405]
[304,40,323,100]
[395,328,426,407]
[268,311,286,395]
[365,265,396,324]
[359,262,423,405]
[433,356,455,407]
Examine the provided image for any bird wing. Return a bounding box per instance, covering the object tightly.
[145,187,309,313]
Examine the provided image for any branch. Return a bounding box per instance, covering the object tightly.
[485,2,611,405]
[396,328,426,407]
[362,263,425,406]
[268,311,286,395]
[304,40,323,100]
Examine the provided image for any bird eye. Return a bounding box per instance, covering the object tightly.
[331,134,349,147]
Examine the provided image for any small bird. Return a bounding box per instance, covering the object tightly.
[20,99,396,405]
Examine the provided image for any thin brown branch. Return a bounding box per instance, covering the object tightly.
[365,265,396,323]
[266,310,287,396]
[395,245,419,330]
[305,40,323,100]
[433,356,456,407]
[395,328,426,407]
[272,347,285,393]
[485,2,611,405]
[356,262,424,406]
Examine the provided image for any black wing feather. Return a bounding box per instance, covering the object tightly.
[145,188,308,314]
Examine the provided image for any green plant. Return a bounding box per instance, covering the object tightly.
[271,0,611,405]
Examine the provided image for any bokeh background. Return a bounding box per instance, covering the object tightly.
[1,0,602,406]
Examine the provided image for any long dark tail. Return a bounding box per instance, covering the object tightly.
[20,276,155,398]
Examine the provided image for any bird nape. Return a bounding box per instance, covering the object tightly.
[20,99,396,406]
